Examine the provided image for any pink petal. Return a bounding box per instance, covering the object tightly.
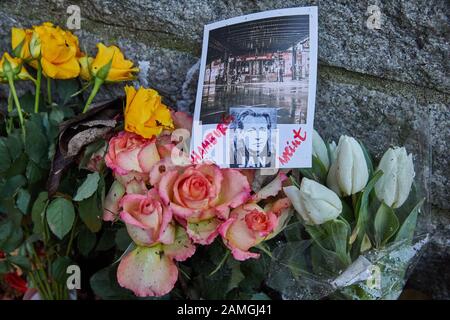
[170,202,196,219]
[120,210,148,229]
[124,224,157,246]
[231,248,260,261]
[171,110,193,132]
[213,168,251,210]
[163,225,196,261]
[103,180,126,221]
[117,245,178,297]
[186,218,221,245]
[252,172,287,202]
[158,170,179,205]
[125,179,147,195]
[116,148,142,173]
[138,141,160,173]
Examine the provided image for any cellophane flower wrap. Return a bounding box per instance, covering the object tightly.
[266,124,431,300]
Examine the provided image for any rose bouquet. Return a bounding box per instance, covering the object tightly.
[99,92,294,296]
[266,131,428,300]
[0,21,140,299]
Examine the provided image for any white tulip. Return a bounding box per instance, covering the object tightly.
[284,178,342,225]
[326,135,369,196]
[312,130,330,169]
[328,141,337,163]
[375,147,415,208]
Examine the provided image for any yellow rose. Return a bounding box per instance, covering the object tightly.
[11,27,33,60]
[124,86,174,139]
[33,22,81,79]
[78,56,93,81]
[91,43,139,82]
[0,52,32,82]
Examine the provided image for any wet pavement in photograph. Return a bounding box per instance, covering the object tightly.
[200,80,309,124]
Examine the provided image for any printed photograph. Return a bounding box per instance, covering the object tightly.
[228,107,277,168]
[200,14,310,125]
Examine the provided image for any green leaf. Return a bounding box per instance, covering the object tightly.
[57,79,80,105]
[25,114,48,164]
[5,153,28,178]
[299,155,328,184]
[46,198,75,239]
[90,265,136,300]
[96,229,116,251]
[351,170,383,259]
[51,256,72,284]
[251,293,271,300]
[394,199,425,245]
[226,259,245,292]
[26,160,44,184]
[79,140,106,170]
[49,108,65,124]
[7,255,31,271]
[324,219,351,266]
[0,175,27,198]
[19,92,36,114]
[115,227,132,251]
[77,227,97,256]
[16,188,31,214]
[0,138,12,173]
[31,192,48,235]
[358,141,374,178]
[78,194,102,233]
[5,133,24,162]
[0,220,23,252]
[73,172,100,202]
[374,202,400,247]
[0,261,10,274]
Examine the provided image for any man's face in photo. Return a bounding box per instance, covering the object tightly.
[241,115,269,154]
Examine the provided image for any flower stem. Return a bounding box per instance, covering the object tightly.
[34,62,42,113]
[7,75,26,140]
[65,215,78,256]
[82,77,103,113]
[47,76,52,105]
[6,91,13,134]
[209,250,230,276]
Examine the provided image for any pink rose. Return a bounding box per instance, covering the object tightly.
[105,131,160,179]
[117,188,196,297]
[158,164,251,244]
[119,189,174,246]
[219,203,278,261]
[171,110,193,132]
[219,172,293,261]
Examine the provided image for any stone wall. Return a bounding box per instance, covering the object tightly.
[0,0,448,298]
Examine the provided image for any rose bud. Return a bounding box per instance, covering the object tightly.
[375,147,415,208]
[326,135,369,196]
[284,178,342,225]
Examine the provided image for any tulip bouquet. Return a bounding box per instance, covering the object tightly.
[266,131,427,300]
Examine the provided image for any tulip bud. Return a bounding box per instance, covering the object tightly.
[328,141,337,163]
[312,129,330,170]
[375,147,415,208]
[284,178,342,225]
[326,135,369,196]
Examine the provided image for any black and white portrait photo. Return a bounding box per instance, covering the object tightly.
[229,108,277,168]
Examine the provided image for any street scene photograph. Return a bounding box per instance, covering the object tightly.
[200,14,310,125]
